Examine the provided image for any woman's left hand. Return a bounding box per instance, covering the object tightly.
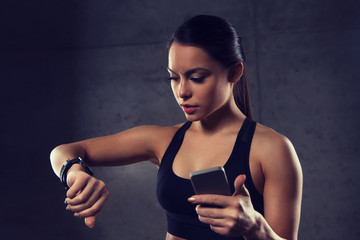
[188,174,258,237]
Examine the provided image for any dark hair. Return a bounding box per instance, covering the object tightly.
[168,15,253,120]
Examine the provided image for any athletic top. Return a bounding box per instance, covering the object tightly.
[156,118,264,239]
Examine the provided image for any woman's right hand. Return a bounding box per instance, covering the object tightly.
[64,166,109,228]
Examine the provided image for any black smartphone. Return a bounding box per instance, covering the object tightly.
[190,166,231,196]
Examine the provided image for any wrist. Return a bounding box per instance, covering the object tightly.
[243,211,262,240]
[66,164,87,187]
[68,163,86,174]
[243,212,283,240]
[60,157,94,190]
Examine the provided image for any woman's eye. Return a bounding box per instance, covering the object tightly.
[167,77,179,81]
[190,77,205,83]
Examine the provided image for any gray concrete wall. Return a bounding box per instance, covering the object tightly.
[1,0,359,239]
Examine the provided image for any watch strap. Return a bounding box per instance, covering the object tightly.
[60,157,94,190]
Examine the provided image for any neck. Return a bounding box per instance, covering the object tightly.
[194,98,246,134]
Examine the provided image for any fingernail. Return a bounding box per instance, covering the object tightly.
[66,206,70,210]
[188,197,196,202]
[64,199,68,205]
[74,213,80,217]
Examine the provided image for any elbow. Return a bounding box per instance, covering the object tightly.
[49,143,78,177]
[50,142,86,168]
[49,144,67,175]
[50,144,67,164]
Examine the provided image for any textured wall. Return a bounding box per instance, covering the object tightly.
[1,0,359,239]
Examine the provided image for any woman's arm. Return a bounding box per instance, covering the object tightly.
[256,132,303,240]
[50,124,177,227]
[50,125,176,177]
[239,131,302,240]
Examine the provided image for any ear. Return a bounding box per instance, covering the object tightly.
[227,62,244,83]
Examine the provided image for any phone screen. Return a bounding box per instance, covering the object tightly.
[190,166,231,196]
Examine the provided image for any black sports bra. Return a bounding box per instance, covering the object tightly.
[156,118,263,239]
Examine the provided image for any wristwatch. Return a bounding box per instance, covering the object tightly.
[60,157,94,190]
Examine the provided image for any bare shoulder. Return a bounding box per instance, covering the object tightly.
[253,123,292,151]
[252,123,301,177]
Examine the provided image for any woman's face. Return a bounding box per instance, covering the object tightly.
[168,42,234,122]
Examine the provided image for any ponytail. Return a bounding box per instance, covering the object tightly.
[233,72,253,120]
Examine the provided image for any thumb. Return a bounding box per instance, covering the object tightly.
[233,174,250,197]
[85,215,96,228]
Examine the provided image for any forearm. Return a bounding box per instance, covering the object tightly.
[50,143,86,177]
[244,212,286,240]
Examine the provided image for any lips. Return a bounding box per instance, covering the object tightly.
[181,104,198,114]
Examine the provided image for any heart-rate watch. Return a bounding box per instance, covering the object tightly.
[60,157,94,190]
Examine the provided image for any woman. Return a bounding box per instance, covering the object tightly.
[50,15,302,240]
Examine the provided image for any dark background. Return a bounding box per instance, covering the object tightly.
[1,0,359,239]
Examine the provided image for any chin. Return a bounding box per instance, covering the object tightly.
[184,114,201,122]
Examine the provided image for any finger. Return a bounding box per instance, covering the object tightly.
[196,205,240,226]
[188,194,232,207]
[196,205,226,219]
[67,183,105,213]
[66,179,103,207]
[210,225,231,236]
[66,176,88,199]
[233,174,250,197]
[75,190,108,218]
[198,215,227,227]
[66,188,99,213]
[85,215,96,228]
[66,186,92,206]
[74,189,109,218]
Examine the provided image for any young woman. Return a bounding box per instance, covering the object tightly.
[50,15,302,240]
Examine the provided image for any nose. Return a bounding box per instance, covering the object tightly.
[178,79,192,99]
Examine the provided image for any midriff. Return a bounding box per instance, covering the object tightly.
[165,232,187,240]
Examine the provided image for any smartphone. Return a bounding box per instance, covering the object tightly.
[190,166,231,196]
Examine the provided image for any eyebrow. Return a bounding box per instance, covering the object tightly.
[167,67,211,77]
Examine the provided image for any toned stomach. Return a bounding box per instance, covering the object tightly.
[166,232,187,240]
